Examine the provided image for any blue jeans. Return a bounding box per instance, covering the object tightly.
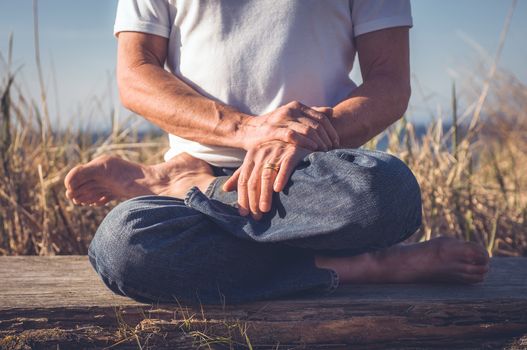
[88,149,422,305]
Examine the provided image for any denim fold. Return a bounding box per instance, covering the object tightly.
[88,148,422,305]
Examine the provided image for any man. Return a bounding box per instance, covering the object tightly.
[65,0,489,305]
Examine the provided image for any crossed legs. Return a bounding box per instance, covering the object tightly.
[66,151,489,303]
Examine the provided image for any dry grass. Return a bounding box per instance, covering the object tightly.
[376,71,527,257]
[1,64,525,257]
[0,0,526,257]
[0,37,166,255]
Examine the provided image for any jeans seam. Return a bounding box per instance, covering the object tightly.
[183,186,199,207]
[204,177,221,198]
[324,269,340,294]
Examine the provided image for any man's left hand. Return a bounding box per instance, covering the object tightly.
[222,140,312,220]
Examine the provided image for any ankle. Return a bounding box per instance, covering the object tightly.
[175,172,216,196]
[315,252,383,284]
[195,175,217,196]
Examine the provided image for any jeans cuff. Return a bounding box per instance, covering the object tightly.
[204,177,221,198]
[324,269,340,295]
[183,186,200,207]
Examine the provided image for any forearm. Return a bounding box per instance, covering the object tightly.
[118,63,251,150]
[331,76,410,148]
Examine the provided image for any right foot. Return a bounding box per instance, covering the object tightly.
[316,237,490,285]
[64,153,216,206]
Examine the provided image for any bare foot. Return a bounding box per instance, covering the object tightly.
[64,153,216,206]
[316,237,490,285]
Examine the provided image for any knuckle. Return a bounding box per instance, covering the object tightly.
[289,100,301,109]
[238,174,249,186]
[248,179,259,191]
[300,124,310,133]
[283,108,295,117]
[277,106,289,115]
[285,129,295,139]
[310,111,323,120]
[261,171,274,180]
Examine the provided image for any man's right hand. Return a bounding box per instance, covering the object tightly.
[240,101,340,152]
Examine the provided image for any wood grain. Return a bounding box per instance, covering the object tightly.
[1,256,526,349]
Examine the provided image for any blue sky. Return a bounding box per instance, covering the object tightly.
[0,0,526,129]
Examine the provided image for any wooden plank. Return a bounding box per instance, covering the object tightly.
[0,256,526,349]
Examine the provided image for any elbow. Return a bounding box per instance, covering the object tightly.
[118,88,134,111]
[392,83,411,121]
[117,69,136,111]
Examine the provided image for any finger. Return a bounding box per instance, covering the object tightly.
[309,106,338,148]
[260,162,279,213]
[293,121,326,151]
[273,154,296,193]
[310,106,340,148]
[237,164,252,216]
[277,127,318,150]
[296,116,331,151]
[223,167,242,192]
[248,166,262,220]
[286,108,327,150]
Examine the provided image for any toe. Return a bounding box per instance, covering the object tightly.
[75,190,108,206]
[71,179,98,194]
[455,272,486,284]
[73,185,108,200]
[66,161,106,190]
[64,165,82,191]
[94,194,114,206]
[457,262,490,275]
[65,166,91,192]
[462,243,490,265]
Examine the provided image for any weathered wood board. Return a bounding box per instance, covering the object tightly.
[0,256,526,349]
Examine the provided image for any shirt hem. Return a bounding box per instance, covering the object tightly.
[114,21,170,38]
[354,15,413,37]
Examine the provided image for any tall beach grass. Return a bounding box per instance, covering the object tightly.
[1,62,525,257]
[0,0,525,256]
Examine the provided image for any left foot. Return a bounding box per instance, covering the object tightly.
[316,236,490,285]
[64,153,216,206]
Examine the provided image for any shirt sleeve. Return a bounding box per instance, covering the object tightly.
[114,0,171,38]
[351,0,413,37]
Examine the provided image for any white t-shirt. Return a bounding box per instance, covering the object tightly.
[114,0,413,167]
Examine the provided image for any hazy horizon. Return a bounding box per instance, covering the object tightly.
[1,0,526,130]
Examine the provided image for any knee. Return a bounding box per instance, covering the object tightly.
[367,150,422,240]
[88,198,150,289]
[88,196,202,301]
[332,149,422,237]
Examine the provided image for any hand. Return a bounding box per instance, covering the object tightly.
[222,140,312,220]
[240,101,339,152]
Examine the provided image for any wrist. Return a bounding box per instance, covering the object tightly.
[213,102,253,150]
[236,114,260,151]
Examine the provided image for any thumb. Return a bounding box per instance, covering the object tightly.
[222,168,241,192]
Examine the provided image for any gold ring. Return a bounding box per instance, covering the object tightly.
[263,163,280,171]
